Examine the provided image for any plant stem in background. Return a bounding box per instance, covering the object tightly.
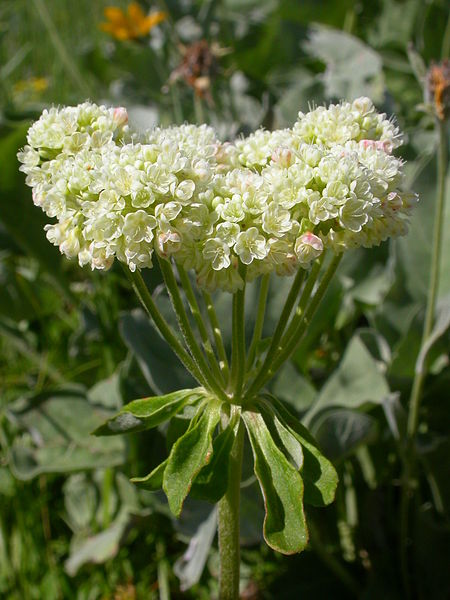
[102,468,113,528]
[406,120,448,442]
[31,0,92,97]
[400,118,448,596]
[157,540,171,600]
[218,418,244,600]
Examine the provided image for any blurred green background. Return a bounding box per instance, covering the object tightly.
[0,0,449,598]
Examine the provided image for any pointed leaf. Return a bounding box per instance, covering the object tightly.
[93,388,205,436]
[260,396,338,507]
[131,459,168,491]
[163,404,221,517]
[190,421,236,503]
[242,410,308,554]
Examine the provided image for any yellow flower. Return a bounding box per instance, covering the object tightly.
[13,77,49,96]
[100,2,166,41]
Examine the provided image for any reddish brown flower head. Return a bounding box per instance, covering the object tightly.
[427,60,450,121]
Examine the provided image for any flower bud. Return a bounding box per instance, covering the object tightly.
[294,232,324,265]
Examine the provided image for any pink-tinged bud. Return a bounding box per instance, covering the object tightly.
[157,230,181,256]
[294,232,324,265]
[360,139,393,153]
[113,107,128,126]
[271,147,293,168]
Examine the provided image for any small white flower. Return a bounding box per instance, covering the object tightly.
[203,238,231,270]
[234,227,268,264]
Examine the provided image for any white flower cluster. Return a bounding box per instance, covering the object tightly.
[18,98,416,292]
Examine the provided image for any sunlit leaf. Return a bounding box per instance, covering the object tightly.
[93,388,205,436]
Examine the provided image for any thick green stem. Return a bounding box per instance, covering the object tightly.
[229,266,247,399]
[177,264,225,384]
[123,267,205,385]
[400,119,448,597]
[218,418,244,600]
[158,257,227,401]
[246,274,270,370]
[202,290,230,380]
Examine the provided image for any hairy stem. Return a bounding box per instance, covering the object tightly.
[247,254,341,397]
[202,290,230,380]
[158,256,227,401]
[123,267,205,386]
[245,258,322,398]
[218,417,244,600]
[177,264,225,383]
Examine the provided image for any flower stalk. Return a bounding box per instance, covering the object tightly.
[400,117,448,597]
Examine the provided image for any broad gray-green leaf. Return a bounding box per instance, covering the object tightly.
[304,25,384,102]
[7,388,125,479]
[312,409,378,461]
[260,396,338,507]
[65,510,130,576]
[191,422,236,503]
[397,164,450,303]
[243,410,308,554]
[163,404,221,517]
[174,508,217,592]
[120,309,196,394]
[305,333,390,424]
[93,388,205,436]
[63,474,97,532]
[270,362,316,413]
[131,459,168,491]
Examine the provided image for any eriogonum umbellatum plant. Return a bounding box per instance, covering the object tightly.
[18,98,417,599]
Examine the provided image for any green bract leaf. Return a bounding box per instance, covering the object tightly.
[191,420,237,503]
[163,403,221,517]
[243,410,308,554]
[260,396,338,507]
[93,388,205,436]
[131,459,168,491]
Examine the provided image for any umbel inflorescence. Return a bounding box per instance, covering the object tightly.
[18,99,415,291]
